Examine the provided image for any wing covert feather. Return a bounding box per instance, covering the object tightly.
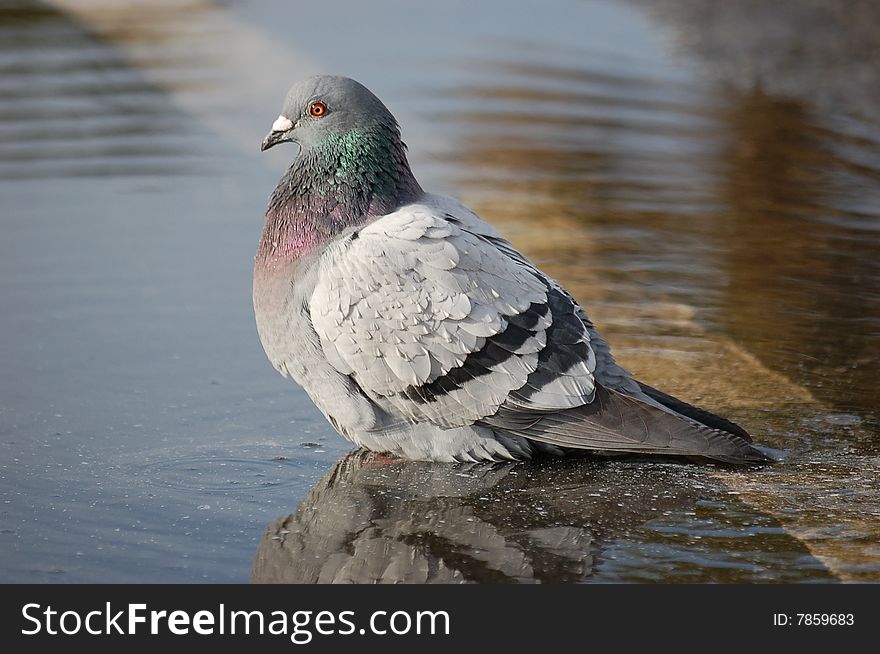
[310,201,597,428]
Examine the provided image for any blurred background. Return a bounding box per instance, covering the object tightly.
[0,0,877,583]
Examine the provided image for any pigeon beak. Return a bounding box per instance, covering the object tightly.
[261,115,295,152]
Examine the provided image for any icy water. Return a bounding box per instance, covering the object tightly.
[1,0,878,583]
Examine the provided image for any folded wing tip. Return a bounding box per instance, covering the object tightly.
[484,384,776,466]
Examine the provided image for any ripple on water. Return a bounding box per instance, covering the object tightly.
[135,450,304,494]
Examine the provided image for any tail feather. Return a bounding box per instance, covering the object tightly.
[483,384,769,465]
[636,381,753,442]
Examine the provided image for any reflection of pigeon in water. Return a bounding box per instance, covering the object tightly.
[254,75,768,464]
[251,451,704,583]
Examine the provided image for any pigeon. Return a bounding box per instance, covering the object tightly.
[254,75,768,465]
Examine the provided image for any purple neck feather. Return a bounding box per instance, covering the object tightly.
[257,124,421,268]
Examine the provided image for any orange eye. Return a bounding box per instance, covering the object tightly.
[309,101,327,118]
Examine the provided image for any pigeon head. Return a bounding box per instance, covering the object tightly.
[258,76,422,262]
[261,75,397,152]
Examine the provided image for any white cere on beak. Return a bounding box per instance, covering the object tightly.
[271,115,294,132]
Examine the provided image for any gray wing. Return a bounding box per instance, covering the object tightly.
[311,199,595,428]
[311,196,766,464]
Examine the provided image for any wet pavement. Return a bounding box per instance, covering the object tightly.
[1,0,878,582]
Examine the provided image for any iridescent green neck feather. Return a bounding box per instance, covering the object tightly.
[258,122,422,265]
